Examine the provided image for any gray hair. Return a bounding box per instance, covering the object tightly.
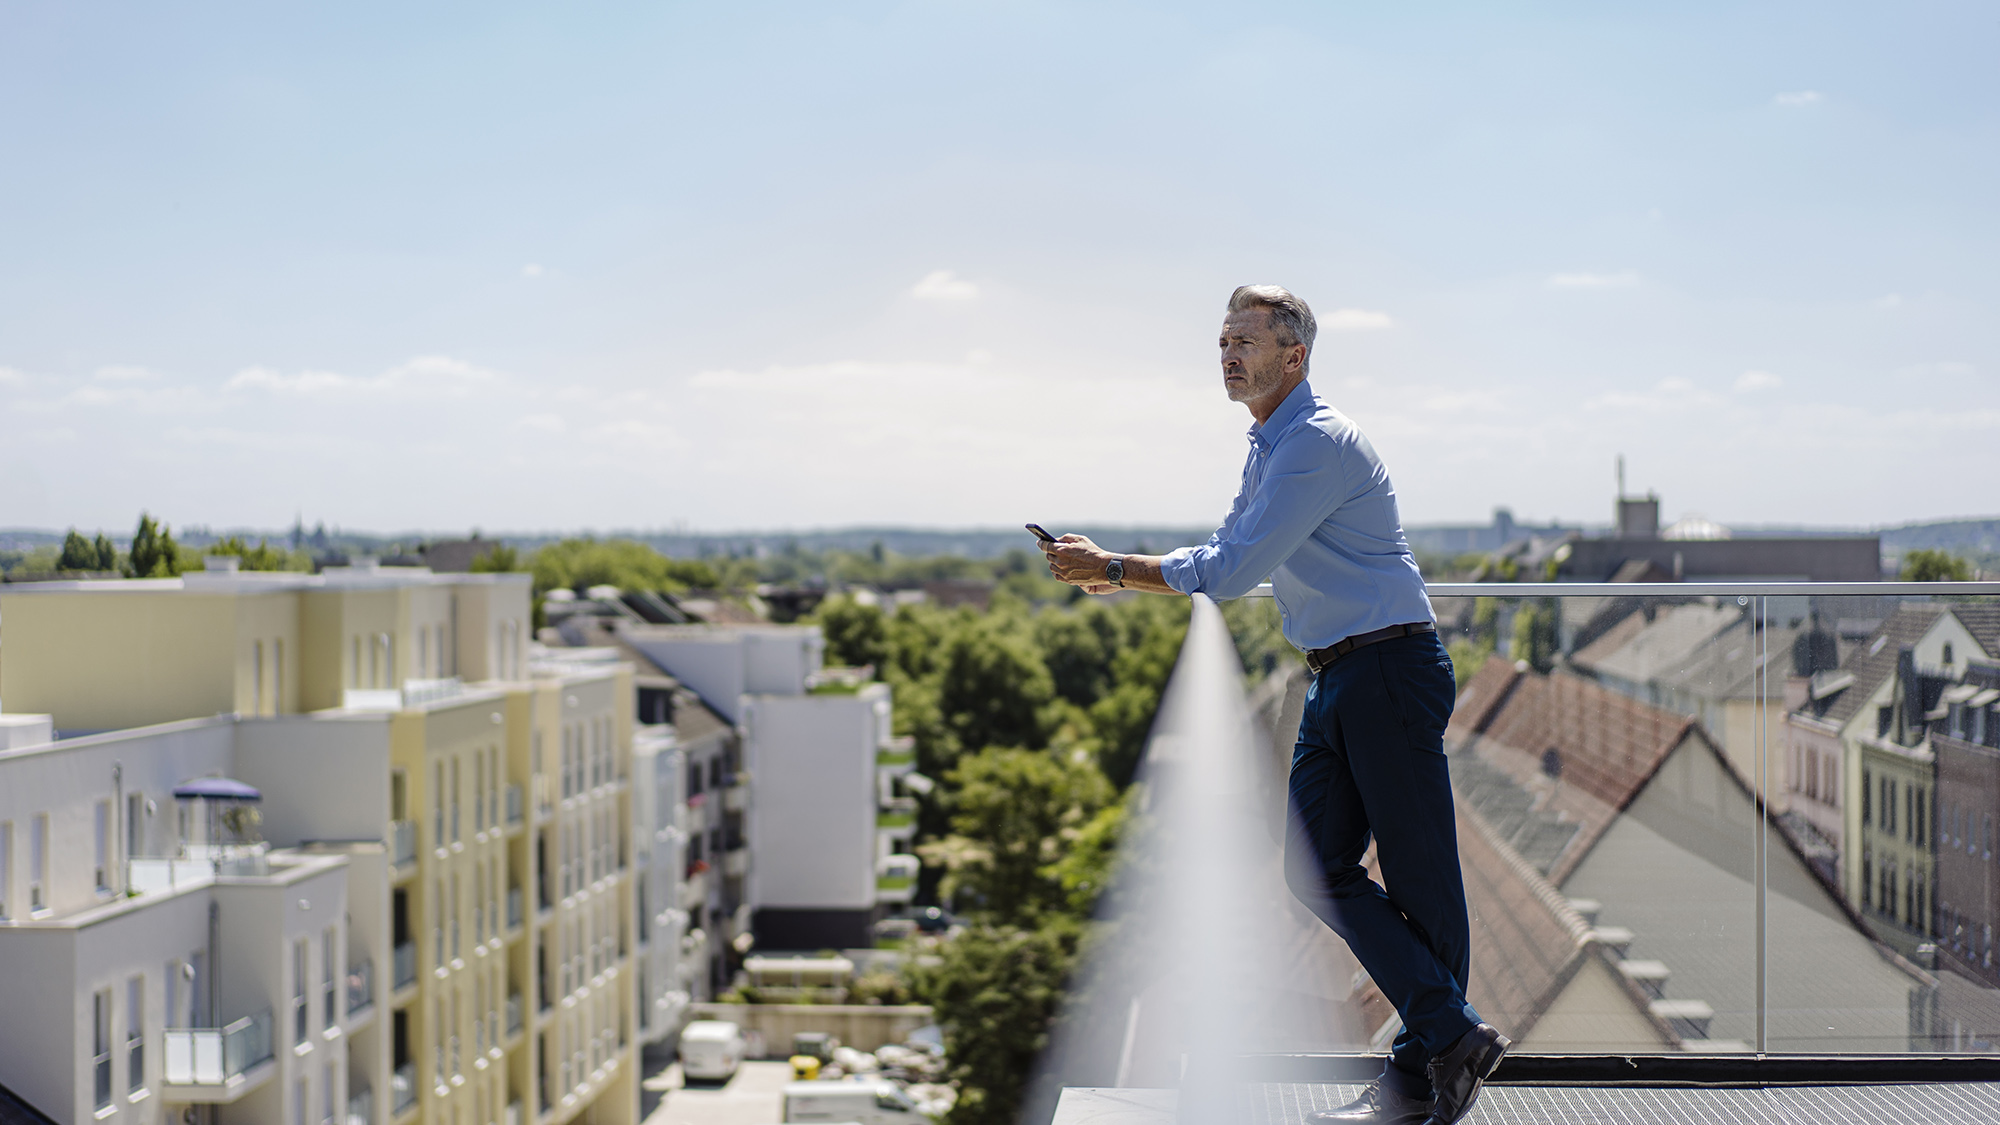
[1227,285,1317,373]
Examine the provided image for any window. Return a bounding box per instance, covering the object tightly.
[435,878,447,966]
[475,753,486,833]
[323,926,338,1031]
[1883,778,1896,834]
[30,813,47,913]
[1861,851,1873,910]
[450,873,461,959]
[274,638,285,713]
[434,763,446,849]
[451,756,461,843]
[95,799,112,892]
[294,938,310,1046]
[323,1062,337,1125]
[382,633,395,687]
[93,988,113,1109]
[1944,642,1956,666]
[294,1076,307,1125]
[128,792,146,859]
[1915,787,1927,846]
[127,974,145,1094]
[0,820,10,919]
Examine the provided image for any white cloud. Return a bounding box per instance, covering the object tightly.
[1547,271,1640,289]
[1323,308,1394,332]
[910,269,979,301]
[513,413,568,433]
[228,355,498,398]
[1775,90,1823,107]
[1734,370,1783,393]
[0,366,27,389]
[1875,293,1902,309]
[521,264,544,278]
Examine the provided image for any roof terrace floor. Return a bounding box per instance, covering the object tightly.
[1055,1082,2000,1125]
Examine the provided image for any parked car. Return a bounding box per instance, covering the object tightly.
[679,1020,746,1082]
[783,1081,930,1125]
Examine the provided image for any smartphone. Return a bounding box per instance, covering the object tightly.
[1025,523,1058,544]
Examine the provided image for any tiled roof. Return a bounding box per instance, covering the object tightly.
[1478,671,1695,814]
[1570,602,1741,687]
[1954,605,2000,661]
[1818,604,1947,727]
[1446,655,1522,743]
[1455,799,1602,1041]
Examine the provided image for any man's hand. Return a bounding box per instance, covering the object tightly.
[1043,534,1115,590]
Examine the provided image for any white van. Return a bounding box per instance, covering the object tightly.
[783,1081,929,1125]
[679,1020,746,1082]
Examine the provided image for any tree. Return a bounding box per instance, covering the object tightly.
[127,513,180,578]
[1903,548,1973,582]
[1034,607,1116,707]
[57,530,97,571]
[93,533,117,570]
[469,544,521,572]
[529,538,718,597]
[934,616,1055,767]
[817,595,889,670]
[1087,608,1187,787]
[911,921,1084,1125]
[203,536,302,571]
[1508,599,1558,674]
[922,746,1113,921]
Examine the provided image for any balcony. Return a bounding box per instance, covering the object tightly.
[347,957,375,1016]
[390,819,417,869]
[507,885,524,931]
[506,991,524,1038]
[1042,583,2000,1125]
[390,1060,417,1116]
[722,848,749,878]
[161,1011,273,1100]
[877,853,920,905]
[392,941,417,992]
[346,1084,372,1125]
[505,783,524,828]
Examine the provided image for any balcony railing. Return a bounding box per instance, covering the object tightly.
[162,1010,273,1088]
[390,819,417,867]
[508,885,523,930]
[507,991,523,1036]
[506,783,523,826]
[392,941,417,991]
[346,1084,372,1125]
[1039,582,2000,1117]
[348,957,374,1016]
[391,1060,417,1114]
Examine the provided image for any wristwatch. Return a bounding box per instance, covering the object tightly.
[1105,557,1125,588]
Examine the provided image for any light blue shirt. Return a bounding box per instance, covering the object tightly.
[1159,379,1434,651]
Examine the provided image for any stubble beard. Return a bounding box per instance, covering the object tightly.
[1224,359,1287,404]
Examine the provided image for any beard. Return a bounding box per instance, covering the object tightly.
[1224,360,1289,403]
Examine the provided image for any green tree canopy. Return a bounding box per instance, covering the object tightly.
[528,538,719,596]
[468,543,522,572]
[127,513,180,578]
[923,746,1112,922]
[817,594,890,670]
[1903,548,1973,582]
[203,536,306,571]
[57,530,99,571]
[910,921,1083,1125]
[933,616,1056,767]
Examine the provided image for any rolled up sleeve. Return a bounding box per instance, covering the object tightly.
[1160,435,1348,600]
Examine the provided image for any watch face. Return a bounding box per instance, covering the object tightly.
[1106,558,1124,586]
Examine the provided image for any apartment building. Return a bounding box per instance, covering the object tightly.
[0,562,639,1125]
[619,624,922,952]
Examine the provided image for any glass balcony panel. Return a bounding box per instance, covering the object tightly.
[391,1061,417,1113]
[392,941,417,990]
[390,820,417,867]
[347,958,374,1015]
[508,886,523,930]
[346,1084,372,1125]
[506,784,523,825]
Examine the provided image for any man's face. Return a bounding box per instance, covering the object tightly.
[1219,309,1296,404]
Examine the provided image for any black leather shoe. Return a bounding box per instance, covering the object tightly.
[1423,1023,1510,1125]
[1305,1079,1432,1124]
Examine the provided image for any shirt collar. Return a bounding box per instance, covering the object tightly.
[1248,379,1316,453]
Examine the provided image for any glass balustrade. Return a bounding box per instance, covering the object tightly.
[392,941,417,990]
[161,1010,273,1087]
[1046,581,2000,1107]
[347,958,374,1016]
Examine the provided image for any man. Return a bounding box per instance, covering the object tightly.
[1042,285,1507,1125]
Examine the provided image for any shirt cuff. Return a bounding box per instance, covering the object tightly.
[1158,547,1203,595]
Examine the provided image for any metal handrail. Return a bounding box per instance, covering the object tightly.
[1242,579,2000,598]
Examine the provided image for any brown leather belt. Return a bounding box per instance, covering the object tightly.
[1305,621,1437,676]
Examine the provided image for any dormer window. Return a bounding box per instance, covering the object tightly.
[1944,643,1956,666]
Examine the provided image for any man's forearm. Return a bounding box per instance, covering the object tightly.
[1112,554,1178,595]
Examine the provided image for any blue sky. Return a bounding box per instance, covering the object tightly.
[2,1,1995,535]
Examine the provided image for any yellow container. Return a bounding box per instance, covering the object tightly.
[790,1055,821,1082]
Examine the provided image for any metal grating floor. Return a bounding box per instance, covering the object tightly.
[1255,1082,2000,1125]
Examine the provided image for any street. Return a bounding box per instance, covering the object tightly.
[641,1051,794,1125]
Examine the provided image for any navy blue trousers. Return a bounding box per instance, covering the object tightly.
[1284,631,1481,1097]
